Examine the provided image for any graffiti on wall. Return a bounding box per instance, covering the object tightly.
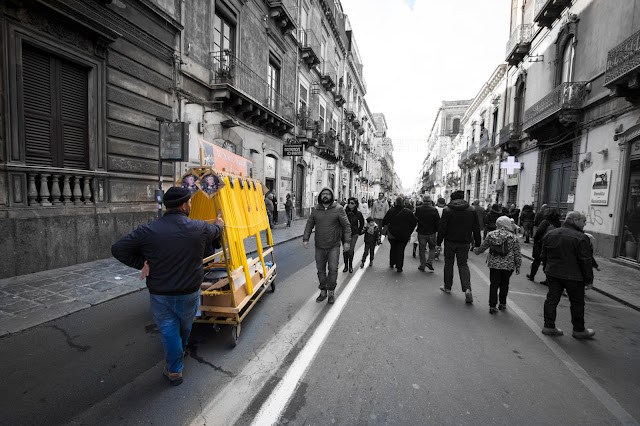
[582,206,604,226]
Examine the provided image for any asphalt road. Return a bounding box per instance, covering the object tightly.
[2,235,639,425]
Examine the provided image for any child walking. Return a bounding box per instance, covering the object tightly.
[474,216,522,314]
[361,217,380,268]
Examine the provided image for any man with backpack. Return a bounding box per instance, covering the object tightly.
[437,190,482,303]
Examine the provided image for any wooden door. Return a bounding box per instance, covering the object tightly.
[547,159,572,217]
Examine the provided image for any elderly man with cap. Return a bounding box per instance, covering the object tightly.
[540,211,595,339]
[111,187,224,386]
[437,190,482,303]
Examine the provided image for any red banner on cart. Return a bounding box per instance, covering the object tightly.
[199,139,252,176]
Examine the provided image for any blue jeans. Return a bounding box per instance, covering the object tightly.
[286,209,293,226]
[315,246,341,290]
[149,291,200,373]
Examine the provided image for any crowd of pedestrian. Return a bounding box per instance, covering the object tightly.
[302,190,598,343]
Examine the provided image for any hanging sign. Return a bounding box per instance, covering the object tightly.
[283,144,304,156]
[590,169,611,206]
[199,139,252,176]
[160,122,189,161]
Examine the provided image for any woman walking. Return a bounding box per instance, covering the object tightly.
[343,197,365,273]
[382,197,418,273]
[527,208,562,283]
[474,216,522,314]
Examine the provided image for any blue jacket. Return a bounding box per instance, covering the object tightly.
[111,210,223,295]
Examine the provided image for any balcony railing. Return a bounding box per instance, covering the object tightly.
[345,101,357,121]
[523,81,589,130]
[479,132,490,151]
[298,29,321,68]
[604,29,640,89]
[267,0,297,34]
[505,24,534,66]
[210,50,294,122]
[21,169,100,207]
[534,0,571,28]
[499,123,522,144]
[320,61,337,90]
[458,149,468,165]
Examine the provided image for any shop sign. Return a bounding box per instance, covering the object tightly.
[326,163,336,170]
[487,183,496,193]
[506,171,519,187]
[199,138,252,176]
[283,144,304,156]
[590,169,611,206]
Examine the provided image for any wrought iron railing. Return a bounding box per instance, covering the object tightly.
[604,29,640,87]
[467,143,478,156]
[499,123,522,144]
[479,132,490,150]
[523,82,589,130]
[298,28,320,54]
[210,50,294,122]
[458,149,468,164]
[506,24,534,58]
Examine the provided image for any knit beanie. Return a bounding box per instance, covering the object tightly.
[163,186,191,208]
[451,190,464,200]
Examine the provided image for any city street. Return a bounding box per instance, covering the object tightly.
[2,236,638,425]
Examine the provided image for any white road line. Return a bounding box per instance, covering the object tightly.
[190,239,377,426]
[250,240,380,426]
[469,262,638,425]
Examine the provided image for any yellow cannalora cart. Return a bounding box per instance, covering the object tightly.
[182,167,276,346]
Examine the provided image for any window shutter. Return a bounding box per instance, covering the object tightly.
[60,61,88,169]
[23,46,53,167]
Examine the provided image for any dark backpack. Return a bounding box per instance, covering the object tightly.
[489,239,509,256]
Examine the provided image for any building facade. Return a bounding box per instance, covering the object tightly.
[0,0,396,278]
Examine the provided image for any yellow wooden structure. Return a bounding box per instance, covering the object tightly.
[182,167,277,346]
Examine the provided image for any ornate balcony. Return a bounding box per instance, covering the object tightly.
[296,105,319,145]
[523,81,589,132]
[342,148,355,169]
[604,29,640,104]
[458,149,468,167]
[267,0,297,34]
[345,101,356,121]
[534,0,572,28]
[333,83,347,107]
[298,29,321,69]
[499,123,522,156]
[320,61,337,91]
[317,130,338,160]
[210,50,294,136]
[478,132,489,152]
[506,24,534,66]
[353,153,363,172]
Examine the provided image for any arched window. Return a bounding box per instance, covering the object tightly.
[452,118,460,134]
[560,37,575,83]
[514,81,526,128]
[488,165,494,184]
[475,170,481,199]
[467,172,472,185]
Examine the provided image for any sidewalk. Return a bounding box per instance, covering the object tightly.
[518,240,640,312]
[0,218,309,337]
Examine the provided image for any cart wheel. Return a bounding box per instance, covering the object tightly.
[270,281,276,293]
[230,325,240,347]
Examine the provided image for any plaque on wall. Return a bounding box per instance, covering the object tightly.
[160,122,189,161]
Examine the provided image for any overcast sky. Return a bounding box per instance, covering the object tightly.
[340,0,511,190]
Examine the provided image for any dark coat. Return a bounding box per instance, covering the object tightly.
[437,199,482,246]
[532,218,561,259]
[111,210,223,295]
[415,204,440,235]
[473,205,487,228]
[303,187,351,249]
[541,223,594,284]
[486,206,503,231]
[508,209,521,225]
[519,206,535,226]
[534,209,547,227]
[345,206,365,236]
[383,206,418,242]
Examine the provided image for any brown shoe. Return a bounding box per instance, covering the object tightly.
[163,365,183,386]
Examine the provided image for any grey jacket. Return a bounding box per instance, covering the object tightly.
[303,187,351,249]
